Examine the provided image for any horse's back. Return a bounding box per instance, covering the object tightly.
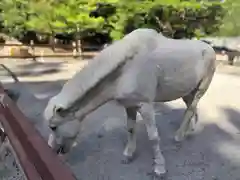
[115,36,216,104]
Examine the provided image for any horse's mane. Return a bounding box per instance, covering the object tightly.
[52,29,159,109]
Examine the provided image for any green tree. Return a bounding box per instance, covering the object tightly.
[24,0,65,50]
[25,0,58,34]
[106,0,225,40]
[54,0,105,32]
[217,0,240,36]
[0,0,29,37]
[53,0,105,52]
[0,0,226,44]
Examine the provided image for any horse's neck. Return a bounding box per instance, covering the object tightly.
[74,81,115,120]
[71,67,121,120]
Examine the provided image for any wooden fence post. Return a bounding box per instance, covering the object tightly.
[30,40,36,61]
[40,50,44,62]
[54,38,57,51]
[50,33,56,52]
[72,41,77,58]
[228,54,235,65]
[77,39,82,59]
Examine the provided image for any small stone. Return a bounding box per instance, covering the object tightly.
[97,134,103,138]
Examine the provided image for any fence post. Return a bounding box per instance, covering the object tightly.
[54,38,57,51]
[30,40,36,61]
[228,54,235,65]
[72,41,77,58]
[40,50,44,62]
[77,39,82,59]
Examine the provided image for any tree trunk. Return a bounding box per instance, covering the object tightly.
[50,32,55,52]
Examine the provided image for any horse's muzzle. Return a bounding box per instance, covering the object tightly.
[56,145,68,154]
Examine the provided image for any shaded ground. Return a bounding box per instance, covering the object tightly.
[65,73,240,180]
[1,58,240,180]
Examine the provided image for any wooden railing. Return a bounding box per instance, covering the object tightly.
[0,83,76,180]
[0,42,102,59]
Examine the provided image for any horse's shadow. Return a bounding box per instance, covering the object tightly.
[65,101,240,180]
[4,77,239,180]
[65,102,186,180]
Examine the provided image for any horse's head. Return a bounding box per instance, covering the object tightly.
[44,97,82,154]
[47,119,81,154]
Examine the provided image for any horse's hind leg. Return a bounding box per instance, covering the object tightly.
[174,70,215,142]
[182,92,199,136]
[174,90,203,142]
[122,106,138,164]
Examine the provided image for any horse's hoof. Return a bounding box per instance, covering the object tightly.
[121,153,137,164]
[174,135,182,142]
[174,133,185,142]
[121,156,133,164]
[152,174,166,180]
[147,171,166,180]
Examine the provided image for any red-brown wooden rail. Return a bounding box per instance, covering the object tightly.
[0,83,76,180]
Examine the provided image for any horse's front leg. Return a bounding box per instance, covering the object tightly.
[122,107,138,164]
[139,103,166,178]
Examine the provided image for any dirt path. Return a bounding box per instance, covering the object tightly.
[1,58,240,180]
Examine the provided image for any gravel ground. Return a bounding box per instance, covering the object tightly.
[1,57,240,180]
[0,137,26,180]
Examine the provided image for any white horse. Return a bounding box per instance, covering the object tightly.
[44,28,216,178]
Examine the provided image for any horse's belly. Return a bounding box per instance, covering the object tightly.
[155,70,201,102]
[156,85,196,102]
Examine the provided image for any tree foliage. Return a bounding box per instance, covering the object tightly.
[0,0,226,42]
[217,0,240,36]
[0,0,29,36]
[108,0,225,39]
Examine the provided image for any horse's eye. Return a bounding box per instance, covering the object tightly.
[56,107,63,113]
[55,107,65,117]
